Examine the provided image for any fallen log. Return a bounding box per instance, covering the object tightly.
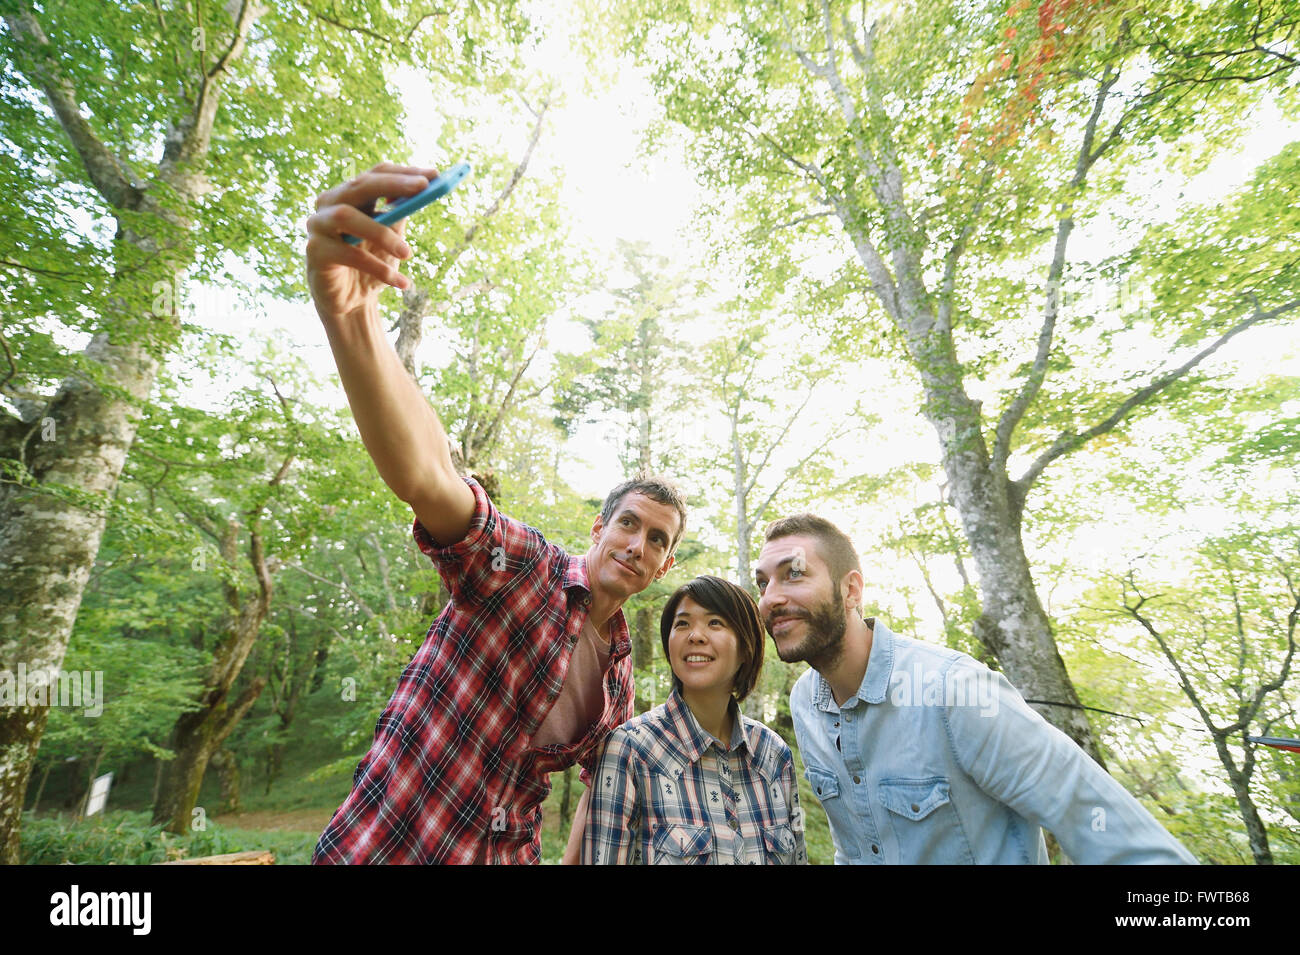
[158,850,275,865]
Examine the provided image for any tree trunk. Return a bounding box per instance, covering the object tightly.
[1231,781,1272,865]
[152,757,164,808]
[154,708,221,833]
[265,743,285,794]
[636,319,653,473]
[912,332,1103,764]
[153,678,265,833]
[633,605,655,714]
[830,182,1103,762]
[558,765,574,834]
[0,336,164,858]
[0,1,260,862]
[731,406,752,587]
[264,610,324,794]
[154,520,273,831]
[210,747,242,815]
[1213,738,1273,865]
[773,666,796,740]
[27,762,53,815]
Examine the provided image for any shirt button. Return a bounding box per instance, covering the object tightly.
[911,803,920,813]
[729,819,739,831]
[871,844,880,854]
[853,775,861,784]
[833,721,839,728]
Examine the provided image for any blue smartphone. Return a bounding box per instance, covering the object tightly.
[342,161,471,246]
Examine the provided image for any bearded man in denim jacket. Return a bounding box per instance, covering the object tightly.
[753,514,1196,865]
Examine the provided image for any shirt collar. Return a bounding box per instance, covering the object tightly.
[564,553,593,594]
[565,554,631,658]
[664,687,751,762]
[813,618,894,711]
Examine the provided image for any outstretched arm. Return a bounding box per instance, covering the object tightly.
[305,162,475,545]
[943,660,1197,864]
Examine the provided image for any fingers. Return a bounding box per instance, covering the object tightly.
[307,232,412,291]
[370,162,441,178]
[308,204,412,258]
[307,207,413,290]
[315,171,434,212]
[306,163,437,293]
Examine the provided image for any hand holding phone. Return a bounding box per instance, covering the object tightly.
[306,162,466,318]
[342,162,471,245]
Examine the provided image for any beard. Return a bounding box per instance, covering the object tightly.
[767,580,847,669]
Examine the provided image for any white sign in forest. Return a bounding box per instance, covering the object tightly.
[85,773,113,817]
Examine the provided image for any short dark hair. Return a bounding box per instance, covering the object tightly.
[659,576,765,702]
[601,473,687,550]
[763,513,861,586]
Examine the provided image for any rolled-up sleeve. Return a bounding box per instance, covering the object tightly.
[413,478,546,610]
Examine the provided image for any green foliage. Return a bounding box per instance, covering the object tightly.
[20,810,316,865]
[37,633,206,770]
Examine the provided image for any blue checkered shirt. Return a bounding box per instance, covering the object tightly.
[582,688,808,864]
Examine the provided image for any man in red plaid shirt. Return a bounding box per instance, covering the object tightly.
[305,164,686,863]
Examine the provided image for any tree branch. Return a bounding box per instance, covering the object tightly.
[744,386,817,501]
[935,164,994,335]
[164,0,264,183]
[152,0,191,100]
[1014,296,1300,494]
[298,2,447,45]
[762,209,835,235]
[213,676,267,746]
[450,91,551,259]
[1120,581,1225,734]
[164,488,223,543]
[993,68,1121,475]
[285,561,389,640]
[4,5,142,210]
[474,332,545,458]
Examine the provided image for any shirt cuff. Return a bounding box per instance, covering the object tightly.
[411,477,491,561]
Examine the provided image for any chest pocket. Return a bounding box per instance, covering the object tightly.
[805,766,841,803]
[877,776,973,864]
[652,824,713,864]
[760,824,797,865]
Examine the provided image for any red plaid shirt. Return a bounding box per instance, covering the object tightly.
[312,479,634,864]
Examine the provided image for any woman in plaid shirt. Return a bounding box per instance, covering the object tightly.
[582,576,808,864]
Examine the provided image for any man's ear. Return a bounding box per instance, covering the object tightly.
[842,569,865,613]
[590,514,605,546]
[654,554,676,580]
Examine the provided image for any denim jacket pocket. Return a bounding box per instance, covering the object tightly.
[805,766,841,803]
[877,776,973,864]
[651,824,713,864]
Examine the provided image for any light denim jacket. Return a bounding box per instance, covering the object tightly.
[791,621,1197,864]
